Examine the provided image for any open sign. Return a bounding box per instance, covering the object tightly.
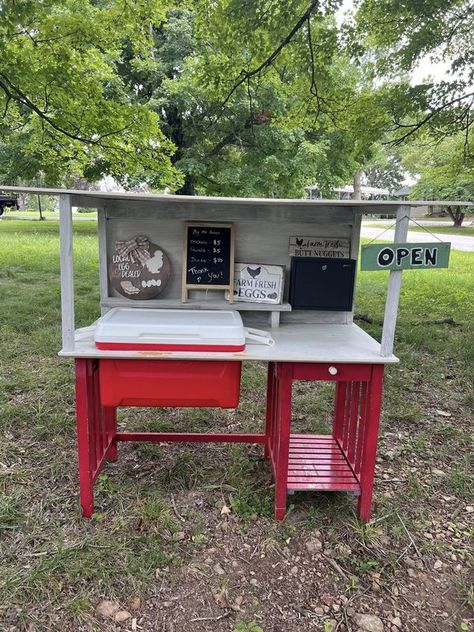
[361,242,451,271]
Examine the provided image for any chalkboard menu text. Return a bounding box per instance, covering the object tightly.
[182,223,235,303]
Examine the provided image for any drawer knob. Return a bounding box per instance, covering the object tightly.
[328,366,338,376]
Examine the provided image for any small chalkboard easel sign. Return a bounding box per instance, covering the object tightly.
[182,222,235,303]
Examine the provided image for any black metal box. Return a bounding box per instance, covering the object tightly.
[289,257,356,311]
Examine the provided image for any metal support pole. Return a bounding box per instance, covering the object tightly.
[380,204,410,356]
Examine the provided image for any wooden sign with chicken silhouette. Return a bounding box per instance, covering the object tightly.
[289,236,350,259]
[227,263,284,304]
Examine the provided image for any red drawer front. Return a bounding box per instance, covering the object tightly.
[99,360,242,408]
[290,363,372,382]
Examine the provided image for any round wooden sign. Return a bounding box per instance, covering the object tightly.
[108,235,171,300]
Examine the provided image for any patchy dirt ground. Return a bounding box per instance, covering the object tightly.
[1,360,473,632]
[1,223,473,632]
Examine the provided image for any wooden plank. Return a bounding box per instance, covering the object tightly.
[104,204,354,325]
[101,297,292,311]
[381,205,410,356]
[348,210,362,324]
[59,194,74,352]
[60,322,399,363]
[116,432,266,444]
[290,434,334,440]
[97,206,108,314]
[287,481,360,491]
[289,463,350,471]
[288,468,356,477]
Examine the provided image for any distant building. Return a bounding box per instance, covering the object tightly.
[306,185,390,200]
[392,186,411,200]
[393,185,445,217]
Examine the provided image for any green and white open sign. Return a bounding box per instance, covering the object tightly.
[361,242,451,271]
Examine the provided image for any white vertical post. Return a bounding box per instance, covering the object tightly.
[97,206,109,314]
[380,204,410,356]
[59,194,75,351]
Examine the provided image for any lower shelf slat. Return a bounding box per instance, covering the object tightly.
[287,434,360,493]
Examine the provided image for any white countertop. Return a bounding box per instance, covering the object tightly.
[59,323,398,364]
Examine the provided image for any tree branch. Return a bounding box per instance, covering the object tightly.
[220,0,320,108]
[387,90,474,145]
[0,71,129,147]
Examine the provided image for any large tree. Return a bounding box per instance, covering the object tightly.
[402,132,474,225]
[353,0,474,147]
[0,0,404,197]
[0,0,180,188]
[119,1,377,197]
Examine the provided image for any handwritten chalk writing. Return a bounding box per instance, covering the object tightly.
[185,224,232,287]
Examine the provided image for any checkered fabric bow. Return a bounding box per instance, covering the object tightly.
[115,235,151,265]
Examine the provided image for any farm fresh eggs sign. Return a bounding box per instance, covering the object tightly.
[228,263,284,304]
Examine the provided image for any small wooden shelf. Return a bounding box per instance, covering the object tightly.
[101,297,292,312]
[287,434,360,493]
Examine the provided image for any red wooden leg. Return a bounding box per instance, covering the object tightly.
[357,365,384,522]
[75,359,95,518]
[264,363,275,459]
[105,407,118,461]
[274,363,293,521]
[333,381,347,443]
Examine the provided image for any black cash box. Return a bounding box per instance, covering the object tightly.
[289,257,356,311]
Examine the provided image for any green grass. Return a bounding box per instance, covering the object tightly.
[0,220,473,630]
[1,210,97,219]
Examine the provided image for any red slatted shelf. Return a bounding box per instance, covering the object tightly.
[287,434,360,493]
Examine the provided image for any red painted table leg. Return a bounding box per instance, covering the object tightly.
[264,363,276,460]
[104,407,118,462]
[75,359,95,518]
[274,363,293,521]
[333,381,347,444]
[357,365,384,522]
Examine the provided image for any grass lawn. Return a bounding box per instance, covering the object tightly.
[0,220,473,631]
[1,210,97,220]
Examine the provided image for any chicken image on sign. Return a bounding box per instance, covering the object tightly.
[227,263,284,304]
[289,236,350,258]
[109,234,171,299]
[361,242,451,271]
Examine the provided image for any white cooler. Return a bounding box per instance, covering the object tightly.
[94,308,246,352]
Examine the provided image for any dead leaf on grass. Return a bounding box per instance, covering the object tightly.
[96,600,120,619]
[436,409,452,417]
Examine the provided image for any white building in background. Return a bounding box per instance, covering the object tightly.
[306,184,390,200]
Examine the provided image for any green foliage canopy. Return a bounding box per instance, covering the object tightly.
[0,0,181,188]
[353,0,474,146]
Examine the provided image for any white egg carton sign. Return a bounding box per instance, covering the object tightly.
[226,263,284,305]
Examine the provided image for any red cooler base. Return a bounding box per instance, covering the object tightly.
[99,359,242,408]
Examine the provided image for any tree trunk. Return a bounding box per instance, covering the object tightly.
[37,194,45,220]
[352,170,362,200]
[176,174,197,196]
[447,206,465,227]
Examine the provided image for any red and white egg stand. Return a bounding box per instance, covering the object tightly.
[4,186,455,521]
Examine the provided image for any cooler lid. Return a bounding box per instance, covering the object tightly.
[94,308,245,348]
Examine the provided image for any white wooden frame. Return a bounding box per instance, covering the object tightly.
[59,194,74,352]
[2,186,468,359]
